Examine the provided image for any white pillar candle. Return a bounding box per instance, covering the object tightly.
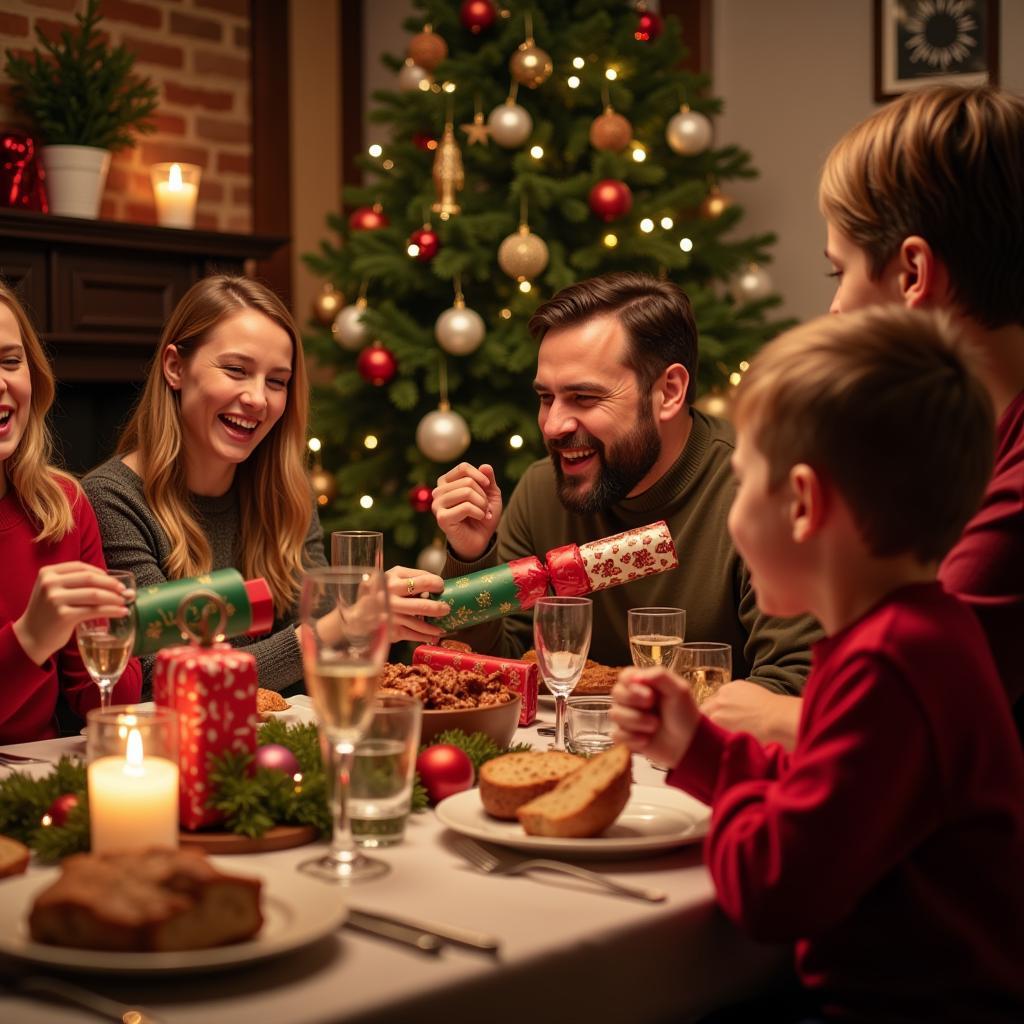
[88,727,179,853]
[153,162,199,229]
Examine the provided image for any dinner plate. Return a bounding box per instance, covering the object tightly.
[0,854,346,974]
[435,785,710,858]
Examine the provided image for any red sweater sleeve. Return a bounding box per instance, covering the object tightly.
[689,656,937,942]
[58,494,142,718]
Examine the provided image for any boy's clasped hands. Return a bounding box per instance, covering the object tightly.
[610,667,701,771]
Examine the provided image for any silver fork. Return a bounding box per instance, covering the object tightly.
[453,836,667,903]
[0,752,51,766]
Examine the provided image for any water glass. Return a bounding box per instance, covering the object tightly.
[678,642,733,706]
[76,569,136,709]
[351,693,422,848]
[331,530,383,570]
[566,696,614,756]
[628,607,686,671]
[533,596,592,752]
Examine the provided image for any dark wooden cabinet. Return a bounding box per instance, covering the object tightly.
[0,208,286,472]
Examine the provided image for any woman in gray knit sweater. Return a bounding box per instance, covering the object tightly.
[84,276,448,694]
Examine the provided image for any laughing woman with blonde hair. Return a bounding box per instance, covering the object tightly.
[0,282,140,743]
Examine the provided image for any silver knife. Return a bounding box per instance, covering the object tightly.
[349,905,501,954]
[345,910,441,954]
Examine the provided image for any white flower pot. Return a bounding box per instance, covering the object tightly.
[41,144,111,219]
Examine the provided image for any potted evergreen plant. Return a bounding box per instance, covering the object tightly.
[3,0,158,219]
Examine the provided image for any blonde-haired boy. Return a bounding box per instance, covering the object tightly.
[612,308,1024,1022]
[706,84,1024,744]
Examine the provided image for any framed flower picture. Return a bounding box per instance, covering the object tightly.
[873,0,999,101]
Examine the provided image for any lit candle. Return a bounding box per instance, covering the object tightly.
[152,162,199,229]
[88,726,179,853]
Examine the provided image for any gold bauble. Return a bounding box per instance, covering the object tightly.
[700,186,731,219]
[509,41,553,88]
[589,109,632,152]
[498,224,549,281]
[407,25,448,72]
[313,284,343,327]
[310,467,337,507]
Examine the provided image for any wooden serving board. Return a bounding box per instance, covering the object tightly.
[179,824,318,855]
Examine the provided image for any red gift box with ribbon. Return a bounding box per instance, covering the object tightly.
[413,644,538,725]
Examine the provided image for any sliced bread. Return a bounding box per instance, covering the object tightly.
[0,835,30,878]
[478,751,584,820]
[516,744,632,838]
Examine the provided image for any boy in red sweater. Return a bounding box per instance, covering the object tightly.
[612,307,1024,1022]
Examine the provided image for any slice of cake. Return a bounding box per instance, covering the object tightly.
[29,848,263,952]
[516,744,632,838]
[478,751,584,820]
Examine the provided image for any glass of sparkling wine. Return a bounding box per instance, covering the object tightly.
[628,607,686,671]
[331,530,384,570]
[75,570,136,709]
[678,642,732,706]
[534,596,592,752]
[298,566,391,883]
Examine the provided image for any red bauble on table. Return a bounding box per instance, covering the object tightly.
[349,203,389,231]
[408,226,441,262]
[460,0,496,35]
[357,343,398,387]
[43,793,79,828]
[253,743,300,777]
[634,10,663,41]
[416,744,475,804]
[588,179,633,222]
[408,484,433,513]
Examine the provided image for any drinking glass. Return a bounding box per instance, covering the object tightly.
[533,596,592,752]
[331,530,383,570]
[298,566,391,883]
[678,642,733,706]
[76,569,136,709]
[566,696,614,756]
[628,607,686,672]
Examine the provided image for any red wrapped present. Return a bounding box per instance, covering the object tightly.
[413,644,538,726]
[153,643,260,830]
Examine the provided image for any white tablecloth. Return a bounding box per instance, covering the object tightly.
[0,699,789,1024]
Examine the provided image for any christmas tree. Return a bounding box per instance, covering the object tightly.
[304,0,788,569]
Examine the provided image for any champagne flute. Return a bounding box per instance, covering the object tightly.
[678,642,732,706]
[534,597,592,752]
[628,607,686,671]
[75,569,136,709]
[299,566,391,883]
[331,530,383,570]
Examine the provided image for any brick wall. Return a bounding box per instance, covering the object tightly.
[0,0,252,232]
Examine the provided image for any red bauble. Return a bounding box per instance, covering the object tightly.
[634,10,663,41]
[416,745,475,804]
[588,179,633,222]
[408,226,441,262]
[253,743,300,777]
[408,484,433,513]
[412,132,438,152]
[44,792,79,827]
[460,0,496,34]
[349,204,389,231]
[357,343,398,387]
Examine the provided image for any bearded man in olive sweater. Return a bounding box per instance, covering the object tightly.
[432,273,820,733]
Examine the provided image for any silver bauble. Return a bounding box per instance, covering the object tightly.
[435,303,485,356]
[333,301,369,351]
[730,264,774,303]
[487,101,533,148]
[416,541,448,575]
[398,59,432,93]
[665,107,713,156]
[416,407,471,462]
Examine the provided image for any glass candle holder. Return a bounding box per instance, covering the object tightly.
[86,705,180,854]
[150,161,201,229]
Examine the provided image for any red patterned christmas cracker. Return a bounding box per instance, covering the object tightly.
[153,644,260,830]
[547,521,678,595]
[413,644,538,725]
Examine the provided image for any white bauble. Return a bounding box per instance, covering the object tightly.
[333,302,369,351]
[398,60,432,93]
[435,304,485,356]
[416,542,447,575]
[730,263,774,303]
[416,407,471,462]
[665,107,713,156]
[487,101,533,148]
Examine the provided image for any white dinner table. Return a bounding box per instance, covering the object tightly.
[0,697,789,1024]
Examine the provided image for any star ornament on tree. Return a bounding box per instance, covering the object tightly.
[460,112,490,146]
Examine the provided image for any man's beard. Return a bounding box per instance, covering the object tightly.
[548,404,662,515]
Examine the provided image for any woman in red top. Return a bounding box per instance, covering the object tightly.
[0,282,140,743]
